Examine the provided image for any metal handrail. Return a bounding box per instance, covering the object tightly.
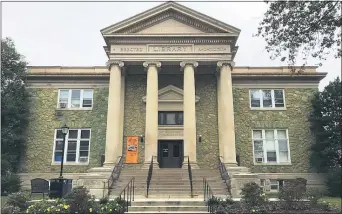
[106,156,124,197]
[203,177,214,213]
[187,156,194,198]
[146,156,154,197]
[218,156,231,196]
[119,177,135,213]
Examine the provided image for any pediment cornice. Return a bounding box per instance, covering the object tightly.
[101,1,240,35]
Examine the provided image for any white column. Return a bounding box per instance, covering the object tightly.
[143,61,161,163]
[181,61,198,164]
[104,61,124,166]
[217,61,237,166]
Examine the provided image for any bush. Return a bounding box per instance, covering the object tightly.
[240,182,267,207]
[1,205,21,214]
[25,199,71,214]
[63,186,93,214]
[326,167,341,197]
[99,197,109,204]
[1,172,22,196]
[305,188,324,205]
[278,178,307,202]
[6,191,30,210]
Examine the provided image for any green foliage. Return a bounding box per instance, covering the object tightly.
[240,182,267,207]
[1,204,21,214]
[278,178,307,209]
[25,199,71,214]
[1,173,22,196]
[99,197,109,205]
[63,186,93,214]
[256,1,341,66]
[6,191,30,210]
[306,188,324,205]
[326,167,342,197]
[1,38,30,195]
[310,77,342,172]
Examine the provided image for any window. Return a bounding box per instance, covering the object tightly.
[270,179,279,191]
[53,129,91,164]
[58,89,93,108]
[158,111,183,125]
[252,129,290,164]
[250,89,285,108]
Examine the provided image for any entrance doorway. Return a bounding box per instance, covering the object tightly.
[158,140,183,168]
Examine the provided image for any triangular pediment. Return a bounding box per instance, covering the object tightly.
[101,1,240,35]
[142,85,200,103]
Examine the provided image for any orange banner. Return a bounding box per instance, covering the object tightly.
[125,136,139,163]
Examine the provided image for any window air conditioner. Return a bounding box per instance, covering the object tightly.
[59,103,67,109]
[255,157,263,163]
[79,157,88,162]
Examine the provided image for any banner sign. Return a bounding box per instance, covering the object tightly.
[125,136,139,163]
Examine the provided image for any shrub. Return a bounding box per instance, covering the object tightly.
[278,178,307,202]
[1,172,22,196]
[6,191,30,210]
[63,186,93,214]
[1,205,21,214]
[99,197,109,205]
[240,182,267,207]
[25,199,71,214]
[305,187,324,205]
[326,167,341,197]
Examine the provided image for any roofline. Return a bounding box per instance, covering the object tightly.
[100,1,241,35]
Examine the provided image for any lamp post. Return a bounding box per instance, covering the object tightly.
[59,124,69,178]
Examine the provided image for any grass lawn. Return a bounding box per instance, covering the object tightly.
[320,197,342,210]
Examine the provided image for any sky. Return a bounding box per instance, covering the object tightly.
[2,1,341,90]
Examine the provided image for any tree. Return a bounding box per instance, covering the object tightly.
[256,1,341,67]
[1,38,30,195]
[310,77,341,171]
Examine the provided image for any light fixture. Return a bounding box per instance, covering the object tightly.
[198,135,202,143]
[140,135,144,143]
[61,124,69,134]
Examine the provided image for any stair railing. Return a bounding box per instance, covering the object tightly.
[218,156,232,196]
[203,177,214,213]
[105,156,124,197]
[187,156,194,198]
[119,177,135,213]
[146,156,154,197]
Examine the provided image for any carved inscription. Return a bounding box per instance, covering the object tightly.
[148,45,193,53]
[110,45,146,53]
[195,45,230,53]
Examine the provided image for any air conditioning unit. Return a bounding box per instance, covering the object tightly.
[79,157,88,162]
[59,103,67,109]
[255,157,263,163]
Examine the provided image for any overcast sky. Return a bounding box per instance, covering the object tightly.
[2,1,341,90]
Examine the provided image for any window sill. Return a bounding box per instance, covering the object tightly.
[51,162,89,166]
[254,162,292,166]
[56,108,93,111]
[158,125,183,129]
[250,107,286,111]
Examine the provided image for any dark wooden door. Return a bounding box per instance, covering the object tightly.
[158,141,183,168]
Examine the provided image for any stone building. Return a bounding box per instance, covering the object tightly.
[21,1,326,198]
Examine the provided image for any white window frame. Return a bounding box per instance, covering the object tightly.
[252,129,291,164]
[52,129,91,165]
[57,89,93,109]
[249,89,286,109]
[270,179,280,192]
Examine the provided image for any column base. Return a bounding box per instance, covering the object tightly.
[103,162,116,168]
[224,162,238,168]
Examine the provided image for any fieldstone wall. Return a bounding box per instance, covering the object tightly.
[233,88,317,173]
[195,74,219,169]
[123,74,147,166]
[22,88,109,173]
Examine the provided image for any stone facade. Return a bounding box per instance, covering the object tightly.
[233,87,317,173]
[196,74,219,169]
[23,88,108,173]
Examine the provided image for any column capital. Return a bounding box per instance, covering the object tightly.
[106,60,124,69]
[143,61,161,71]
[217,61,235,71]
[180,61,198,70]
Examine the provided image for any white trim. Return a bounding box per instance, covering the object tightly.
[249,89,286,109]
[52,129,91,165]
[252,129,291,165]
[57,89,94,109]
